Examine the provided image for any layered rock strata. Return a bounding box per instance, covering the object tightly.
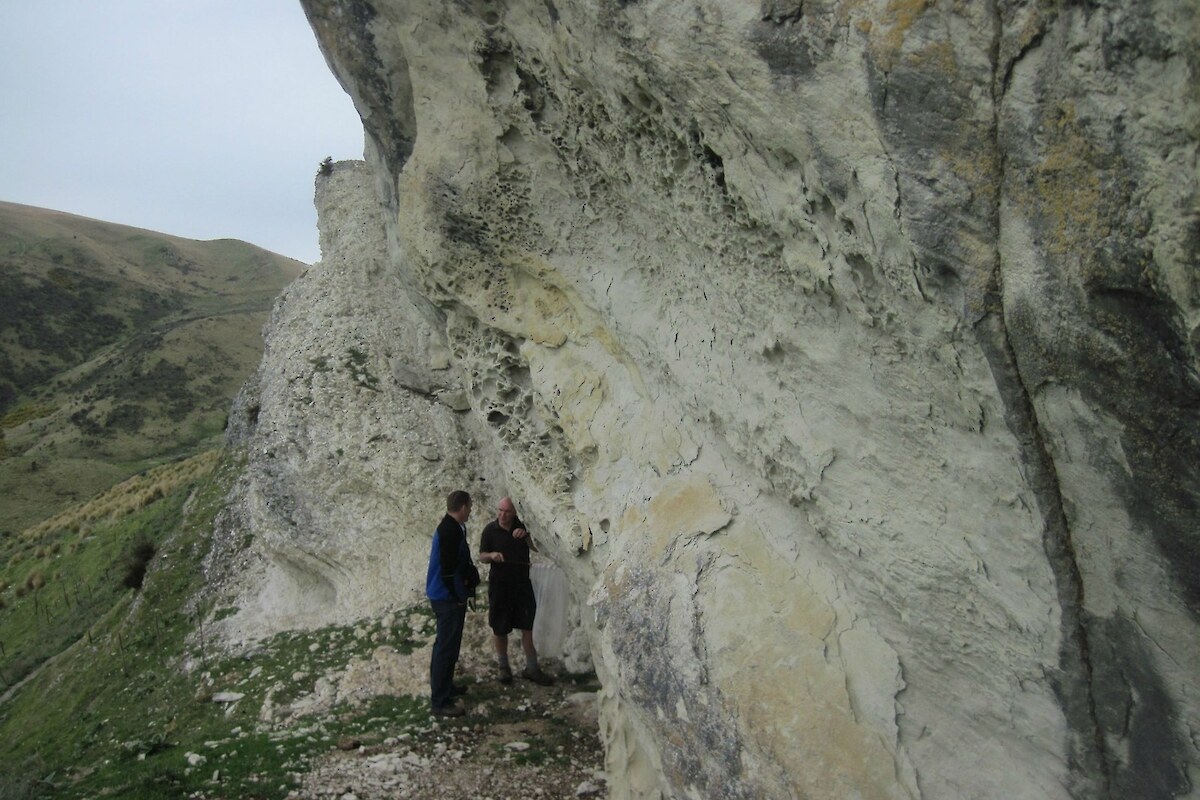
[217,1,1199,798]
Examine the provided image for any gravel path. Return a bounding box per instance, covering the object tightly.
[292,665,607,800]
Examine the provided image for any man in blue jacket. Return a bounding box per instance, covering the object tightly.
[425,490,477,717]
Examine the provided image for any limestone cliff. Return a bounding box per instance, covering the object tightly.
[216,1,1199,797]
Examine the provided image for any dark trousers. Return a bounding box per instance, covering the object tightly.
[429,598,467,709]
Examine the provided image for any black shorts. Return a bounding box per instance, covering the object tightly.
[488,580,537,635]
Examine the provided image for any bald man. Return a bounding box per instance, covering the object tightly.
[478,497,554,685]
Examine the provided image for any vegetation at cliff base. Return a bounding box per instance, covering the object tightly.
[0,444,602,799]
[0,451,424,799]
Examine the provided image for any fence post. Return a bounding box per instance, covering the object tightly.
[198,613,208,671]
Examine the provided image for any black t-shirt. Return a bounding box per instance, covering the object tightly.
[480,518,532,585]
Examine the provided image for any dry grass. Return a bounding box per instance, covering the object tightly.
[0,403,57,429]
[20,449,220,544]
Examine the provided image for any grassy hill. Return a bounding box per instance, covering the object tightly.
[0,450,600,799]
[0,449,430,799]
[0,201,304,536]
[0,203,307,796]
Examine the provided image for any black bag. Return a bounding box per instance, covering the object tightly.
[463,562,481,597]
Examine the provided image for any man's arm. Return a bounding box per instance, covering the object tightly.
[479,524,505,564]
[437,522,463,600]
[511,516,538,553]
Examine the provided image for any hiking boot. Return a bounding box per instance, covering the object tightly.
[430,703,465,718]
[521,667,555,686]
[498,664,513,684]
[451,684,469,697]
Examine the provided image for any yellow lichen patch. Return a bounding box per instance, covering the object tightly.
[619,474,731,560]
[477,253,577,347]
[942,139,1000,201]
[905,37,957,75]
[939,142,1003,313]
[1026,103,1110,257]
[701,531,909,799]
[1010,4,1048,63]
[521,283,573,347]
[524,345,608,457]
[873,0,933,71]
[835,0,870,28]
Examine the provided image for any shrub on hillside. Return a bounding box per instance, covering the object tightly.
[121,539,157,590]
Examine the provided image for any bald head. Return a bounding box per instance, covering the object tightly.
[497,496,516,530]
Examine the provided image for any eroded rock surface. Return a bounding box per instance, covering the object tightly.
[216,1,1198,797]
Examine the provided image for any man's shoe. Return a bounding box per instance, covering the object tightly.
[498,664,513,685]
[431,703,465,718]
[521,667,555,686]
[451,684,469,697]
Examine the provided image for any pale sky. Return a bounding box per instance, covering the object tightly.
[0,1,365,264]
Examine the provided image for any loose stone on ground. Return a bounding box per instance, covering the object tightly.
[289,661,605,800]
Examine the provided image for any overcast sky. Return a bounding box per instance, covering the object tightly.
[0,1,365,264]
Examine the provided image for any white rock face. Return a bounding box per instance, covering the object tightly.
[214,161,507,638]
[216,1,1199,798]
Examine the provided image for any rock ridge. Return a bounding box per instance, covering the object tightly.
[215,2,1198,798]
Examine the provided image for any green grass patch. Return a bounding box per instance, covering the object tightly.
[0,495,180,688]
[0,452,232,797]
[0,453,440,799]
[344,347,380,391]
[0,452,225,688]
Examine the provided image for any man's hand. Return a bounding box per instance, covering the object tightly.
[512,527,528,540]
[484,552,504,563]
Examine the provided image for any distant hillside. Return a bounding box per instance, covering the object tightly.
[0,201,304,534]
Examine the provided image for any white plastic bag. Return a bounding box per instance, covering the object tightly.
[530,563,568,656]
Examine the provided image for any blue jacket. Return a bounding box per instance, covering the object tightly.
[425,514,476,602]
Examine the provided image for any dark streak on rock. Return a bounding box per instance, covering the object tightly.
[1090,615,1192,798]
[596,569,758,799]
[300,0,415,176]
[973,312,1111,797]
